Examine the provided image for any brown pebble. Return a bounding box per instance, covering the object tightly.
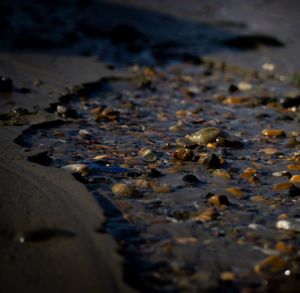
[112,183,137,196]
[220,271,237,282]
[288,164,300,171]
[254,255,288,274]
[262,129,286,138]
[193,207,219,222]
[226,187,245,198]
[149,182,171,193]
[273,182,294,192]
[275,241,297,255]
[173,148,194,161]
[223,96,249,105]
[290,175,300,188]
[213,169,232,180]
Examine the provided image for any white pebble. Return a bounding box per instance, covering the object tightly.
[276,220,291,230]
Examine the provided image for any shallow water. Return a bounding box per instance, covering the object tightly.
[18,62,300,292]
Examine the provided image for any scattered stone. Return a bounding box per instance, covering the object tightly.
[238,81,252,91]
[193,207,219,223]
[112,183,137,196]
[220,271,236,282]
[254,255,288,274]
[290,175,300,188]
[273,182,299,196]
[288,164,300,171]
[262,129,286,138]
[223,96,249,105]
[92,106,120,121]
[149,182,170,193]
[79,129,91,137]
[276,219,300,232]
[173,148,194,161]
[260,147,279,155]
[272,171,291,178]
[262,63,275,71]
[275,241,297,255]
[226,187,245,198]
[182,174,199,183]
[212,169,232,180]
[198,153,221,169]
[174,237,198,244]
[250,195,266,202]
[61,164,89,176]
[208,194,230,206]
[139,148,161,162]
[185,127,225,145]
[0,76,13,92]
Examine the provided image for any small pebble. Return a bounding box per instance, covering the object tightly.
[223,96,249,105]
[79,129,91,137]
[193,207,219,223]
[198,153,221,169]
[262,129,286,138]
[173,148,194,161]
[272,171,291,178]
[238,81,252,91]
[112,183,137,196]
[254,255,288,274]
[139,148,161,162]
[61,164,89,176]
[212,169,232,180]
[226,187,245,198]
[220,271,236,282]
[185,127,224,145]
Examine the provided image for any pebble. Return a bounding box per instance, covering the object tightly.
[56,105,78,118]
[275,241,297,255]
[112,183,137,196]
[198,153,221,169]
[274,182,299,196]
[254,255,288,274]
[238,81,252,91]
[193,207,219,223]
[79,129,91,137]
[262,63,275,71]
[139,148,161,162]
[0,76,13,92]
[287,164,300,171]
[150,182,171,193]
[272,171,291,178]
[220,271,236,282]
[208,194,230,206]
[185,127,224,145]
[182,174,199,183]
[226,187,245,198]
[276,219,300,232]
[212,169,232,180]
[61,164,89,176]
[223,96,249,105]
[173,148,194,161]
[260,147,279,155]
[262,129,286,138]
[290,174,300,187]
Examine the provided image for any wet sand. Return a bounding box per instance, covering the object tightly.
[0,0,300,292]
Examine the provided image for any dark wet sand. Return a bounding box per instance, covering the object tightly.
[0,0,300,292]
